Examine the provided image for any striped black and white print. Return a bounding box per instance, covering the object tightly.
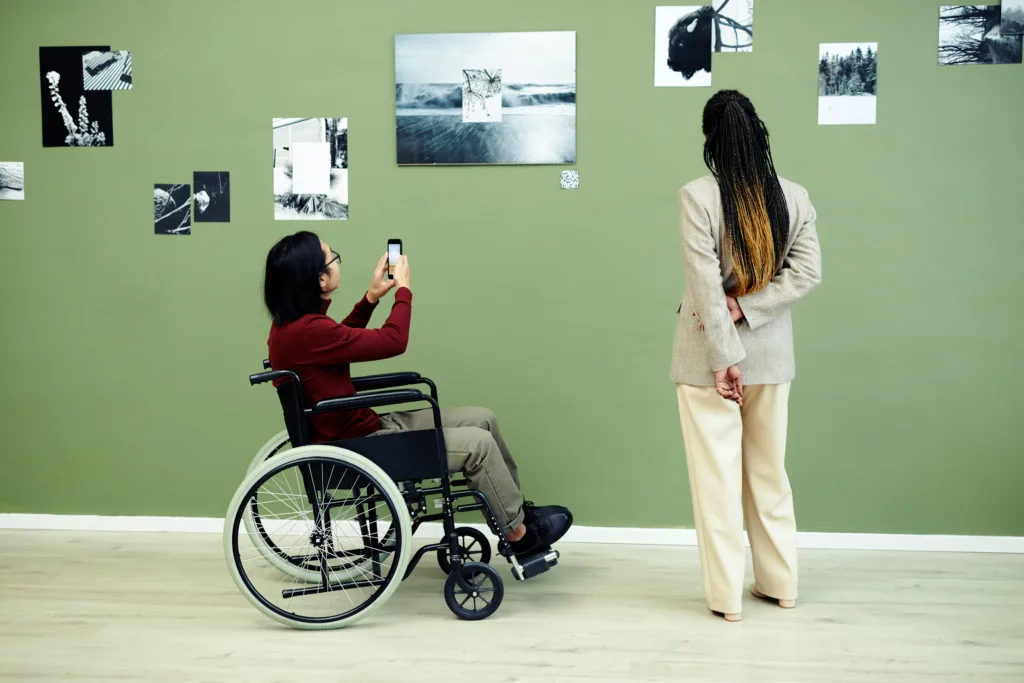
[82,51,132,90]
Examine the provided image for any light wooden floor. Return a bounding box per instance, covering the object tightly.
[1,530,1022,682]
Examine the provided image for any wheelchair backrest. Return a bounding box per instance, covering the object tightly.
[274,376,312,447]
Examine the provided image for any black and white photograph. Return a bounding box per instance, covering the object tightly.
[395,31,576,165]
[273,118,348,220]
[462,69,503,122]
[82,50,132,90]
[0,162,25,201]
[818,42,878,125]
[39,46,114,147]
[655,7,713,87]
[713,0,754,52]
[560,169,579,190]
[1003,0,1024,35]
[940,5,1023,64]
[193,172,230,223]
[154,184,191,235]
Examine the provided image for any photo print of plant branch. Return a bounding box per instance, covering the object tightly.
[193,172,230,223]
[273,118,348,220]
[154,184,192,235]
[939,5,1023,65]
[39,46,113,147]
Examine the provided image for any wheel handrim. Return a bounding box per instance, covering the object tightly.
[230,456,404,624]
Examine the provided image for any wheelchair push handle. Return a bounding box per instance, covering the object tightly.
[249,369,300,386]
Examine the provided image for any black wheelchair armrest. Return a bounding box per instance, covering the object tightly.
[250,369,299,386]
[351,372,422,392]
[311,389,424,413]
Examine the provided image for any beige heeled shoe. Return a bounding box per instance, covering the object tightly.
[710,609,742,622]
[751,586,796,609]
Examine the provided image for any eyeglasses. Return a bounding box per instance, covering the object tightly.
[323,251,341,271]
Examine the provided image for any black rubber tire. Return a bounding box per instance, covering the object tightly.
[436,527,492,574]
[443,562,503,621]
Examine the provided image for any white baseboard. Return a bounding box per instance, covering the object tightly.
[2,514,1022,554]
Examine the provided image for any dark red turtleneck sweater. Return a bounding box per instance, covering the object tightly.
[267,288,413,442]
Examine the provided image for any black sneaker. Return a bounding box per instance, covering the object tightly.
[509,523,546,559]
[522,501,573,546]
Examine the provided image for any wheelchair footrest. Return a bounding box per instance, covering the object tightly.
[510,548,559,581]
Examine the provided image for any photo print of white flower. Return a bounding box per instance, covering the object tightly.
[273,118,348,220]
[655,7,713,87]
[82,50,132,90]
[939,6,1023,64]
[395,31,576,165]
[818,43,878,125]
[154,184,192,235]
[1003,0,1024,35]
[39,46,113,147]
[0,162,25,201]
[193,172,230,223]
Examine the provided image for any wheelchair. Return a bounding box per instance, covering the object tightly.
[223,360,560,630]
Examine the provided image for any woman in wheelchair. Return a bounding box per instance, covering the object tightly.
[262,231,573,559]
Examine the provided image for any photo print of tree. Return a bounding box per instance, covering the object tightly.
[713,0,754,52]
[395,31,576,165]
[272,118,348,220]
[193,172,230,223]
[939,6,1023,65]
[655,6,713,86]
[1003,0,1024,35]
[154,184,192,235]
[818,43,878,125]
[39,46,114,147]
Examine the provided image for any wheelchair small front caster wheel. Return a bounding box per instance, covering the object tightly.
[437,527,492,574]
[443,561,503,621]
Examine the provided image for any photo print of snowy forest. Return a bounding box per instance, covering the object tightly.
[939,5,1023,65]
[395,31,576,165]
[818,43,878,125]
[272,118,348,220]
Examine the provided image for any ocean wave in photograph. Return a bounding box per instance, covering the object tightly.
[395,31,576,165]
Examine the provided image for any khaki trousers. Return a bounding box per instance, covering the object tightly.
[370,406,526,533]
[676,383,798,615]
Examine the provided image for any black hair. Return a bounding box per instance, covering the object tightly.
[701,89,790,297]
[263,231,329,325]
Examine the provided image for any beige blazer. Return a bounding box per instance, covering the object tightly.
[669,175,822,387]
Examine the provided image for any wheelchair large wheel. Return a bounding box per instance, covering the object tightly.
[224,446,413,630]
[245,429,291,475]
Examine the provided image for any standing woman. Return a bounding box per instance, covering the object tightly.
[670,90,822,622]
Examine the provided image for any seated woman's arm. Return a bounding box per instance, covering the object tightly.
[340,294,377,329]
[304,289,412,364]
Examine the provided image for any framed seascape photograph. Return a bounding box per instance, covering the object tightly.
[0,162,25,200]
[395,31,576,165]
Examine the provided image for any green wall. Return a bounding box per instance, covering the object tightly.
[1,0,1021,535]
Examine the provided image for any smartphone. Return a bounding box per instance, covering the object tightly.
[387,239,402,280]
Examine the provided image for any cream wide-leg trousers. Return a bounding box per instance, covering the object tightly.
[675,382,798,615]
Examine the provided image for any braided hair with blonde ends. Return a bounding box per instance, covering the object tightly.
[702,90,789,297]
